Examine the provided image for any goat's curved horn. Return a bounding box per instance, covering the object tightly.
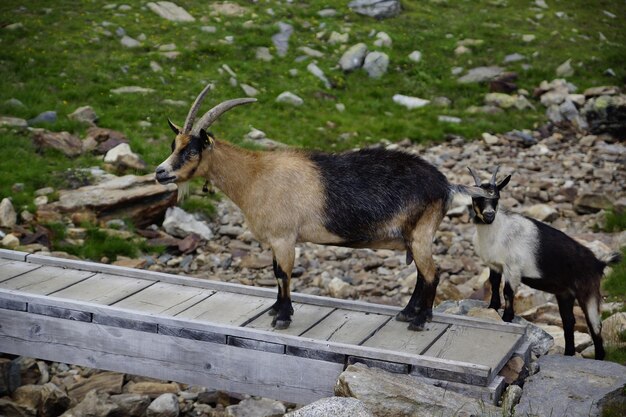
[490,166,500,185]
[192,98,257,135]
[182,84,213,134]
[468,167,482,186]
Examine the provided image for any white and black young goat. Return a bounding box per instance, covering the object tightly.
[468,167,621,360]
[155,85,491,331]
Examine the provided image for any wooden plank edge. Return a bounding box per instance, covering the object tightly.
[487,333,526,385]
[0,289,492,380]
[411,374,506,405]
[24,254,527,335]
[0,249,28,261]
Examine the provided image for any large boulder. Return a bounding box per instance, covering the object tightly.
[36,174,177,228]
[0,198,17,228]
[582,94,626,138]
[32,130,83,157]
[335,363,500,417]
[286,397,373,417]
[147,1,195,22]
[515,355,626,417]
[162,206,214,241]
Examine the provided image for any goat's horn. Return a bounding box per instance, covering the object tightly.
[192,98,257,135]
[491,166,500,185]
[467,167,482,186]
[182,84,213,134]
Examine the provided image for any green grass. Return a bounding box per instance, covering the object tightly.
[604,210,626,233]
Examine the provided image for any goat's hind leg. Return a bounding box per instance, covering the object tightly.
[407,243,439,331]
[576,285,605,360]
[396,271,424,322]
[269,240,295,330]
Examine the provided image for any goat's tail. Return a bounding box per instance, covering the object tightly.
[602,251,623,266]
[445,183,481,211]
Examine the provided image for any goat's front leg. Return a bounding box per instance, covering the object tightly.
[556,293,576,356]
[487,269,502,311]
[501,267,520,322]
[269,239,295,330]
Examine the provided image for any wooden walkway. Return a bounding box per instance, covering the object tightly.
[0,249,528,404]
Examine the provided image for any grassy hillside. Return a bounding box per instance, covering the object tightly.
[0,0,624,205]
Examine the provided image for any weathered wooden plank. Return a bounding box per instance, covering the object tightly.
[24,253,527,335]
[0,266,94,295]
[245,303,335,336]
[423,325,523,373]
[0,298,27,312]
[93,314,157,333]
[158,325,226,344]
[228,336,284,354]
[363,319,449,355]
[50,273,154,305]
[347,356,409,374]
[112,282,215,316]
[29,303,92,322]
[410,374,506,405]
[0,288,492,382]
[0,309,343,404]
[176,292,274,326]
[0,249,27,261]
[0,262,41,283]
[300,310,390,345]
[286,346,346,364]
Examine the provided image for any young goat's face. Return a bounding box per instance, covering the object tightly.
[468,167,511,224]
[155,120,213,185]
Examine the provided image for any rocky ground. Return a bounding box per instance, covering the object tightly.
[1,72,626,416]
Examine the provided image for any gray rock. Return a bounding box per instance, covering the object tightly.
[60,390,119,417]
[318,9,338,18]
[328,31,349,45]
[574,193,613,214]
[0,116,28,128]
[339,43,368,72]
[307,63,331,89]
[298,46,324,58]
[581,94,626,137]
[255,47,273,62]
[240,84,259,97]
[276,91,304,106]
[512,317,554,356]
[110,86,155,94]
[556,58,574,77]
[335,363,500,417]
[32,130,83,157]
[0,198,17,228]
[373,32,392,48]
[408,50,422,63]
[503,53,526,64]
[68,106,98,125]
[392,94,429,109]
[147,1,195,22]
[501,385,523,417]
[104,143,147,171]
[515,355,626,417]
[4,98,25,108]
[146,393,178,417]
[362,51,389,78]
[348,0,401,19]
[457,66,504,83]
[120,35,140,48]
[272,22,293,57]
[225,397,286,417]
[286,397,374,417]
[28,111,57,125]
[163,206,213,240]
[523,204,558,222]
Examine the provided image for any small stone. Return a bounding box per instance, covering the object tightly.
[149,61,163,72]
[226,397,286,417]
[110,86,155,94]
[307,62,331,89]
[276,91,304,106]
[121,35,140,48]
[240,83,259,97]
[328,31,349,45]
[0,198,17,228]
[556,59,574,77]
[522,34,536,42]
[147,1,195,22]
[574,193,612,214]
[255,47,273,62]
[457,66,504,83]
[339,43,368,72]
[437,115,461,123]
[146,393,178,417]
[68,106,98,125]
[408,50,422,63]
[0,116,28,128]
[328,277,355,299]
[503,53,526,64]
[482,132,499,145]
[501,385,523,417]
[1,234,19,249]
[362,51,389,78]
[373,31,392,48]
[392,94,429,109]
[523,204,558,222]
[318,8,338,18]
[28,111,57,125]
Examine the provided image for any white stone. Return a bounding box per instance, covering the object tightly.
[120,35,140,48]
[522,34,536,42]
[147,393,179,417]
[307,62,331,89]
[556,59,574,77]
[298,46,324,58]
[240,83,259,97]
[0,198,17,228]
[255,47,273,62]
[482,132,499,145]
[392,94,430,109]
[163,206,213,240]
[408,50,422,63]
[339,43,368,71]
[362,51,389,78]
[276,91,304,106]
[523,204,558,222]
[110,86,155,94]
[1,234,19,249]
[147,1,195,22]
[328,31,349,44]
[34,196,48,206]
[0,116,28,128]
[328,277,354,299]
[438,115,461,124]
[373,31,392,48]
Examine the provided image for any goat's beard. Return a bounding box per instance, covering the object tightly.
[177,181,190,202]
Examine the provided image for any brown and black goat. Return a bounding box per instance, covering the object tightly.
[155,85,491,330]
[468,166,622,360]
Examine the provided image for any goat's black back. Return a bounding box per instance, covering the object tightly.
[308,148,450,243]
[526,217,605,291]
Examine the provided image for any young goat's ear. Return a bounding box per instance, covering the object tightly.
[168,119,182,135]
[199,129,214,149]
[497,174,511,191]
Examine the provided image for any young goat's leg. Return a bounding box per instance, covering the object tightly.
[487,269,503,311]
[408,243,439,331]
[269,240,295,330]
[555,293,576,356]
[396,270,424,322]
[576,285,605,360]
[502,281,515,322]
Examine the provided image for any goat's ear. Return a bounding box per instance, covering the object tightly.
[167,119,182,135]
[497,174,511,191]
[199,129,214,149]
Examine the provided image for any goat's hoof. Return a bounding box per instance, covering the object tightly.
[274,319,291,330]
[408,321,426,331]
[396,311,417,322]
[268,308,278,316]
[502,312,514,322]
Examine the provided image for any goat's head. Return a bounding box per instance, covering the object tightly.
[467,166,511,224]
[155,84,256,185]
